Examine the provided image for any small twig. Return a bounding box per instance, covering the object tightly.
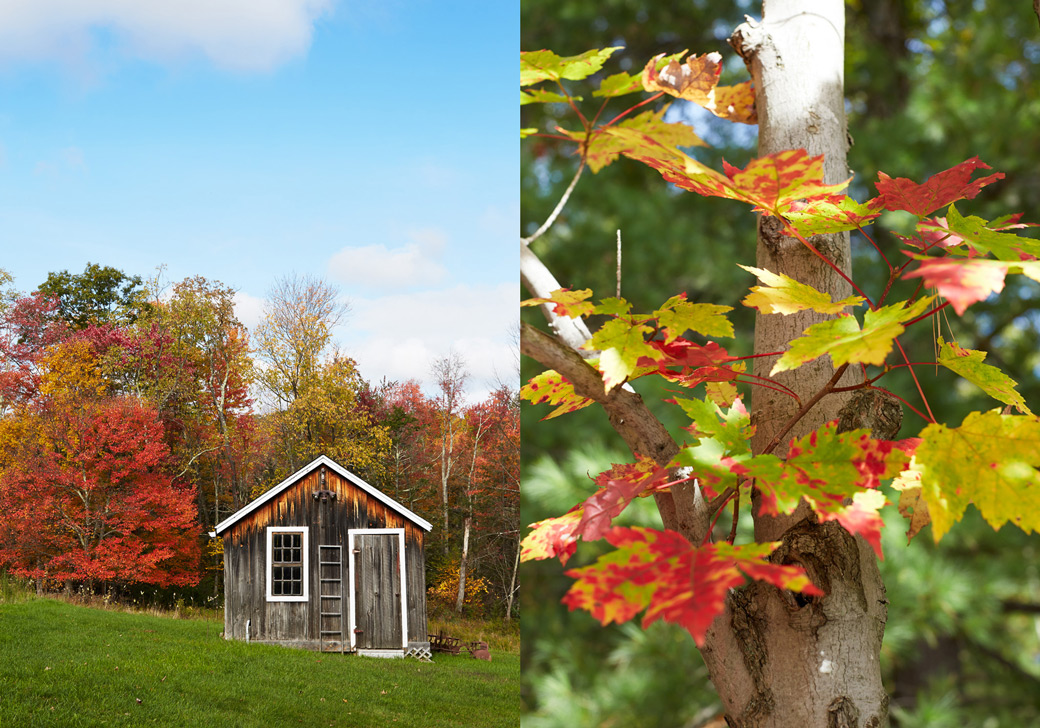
[854,223,892,272]
[869,384,930,424]
[736,372,801,401]
[1002,599,1040,614]
[894,338,936,422]
[707,487,736,514]
[616,229,622,298]
[601,91,666,129]
[727,488,741,545]
[761,364,850,456]
[900,298,953,329]
[787,226,875,309]
[702,489,737,546]
[522,157,586,247]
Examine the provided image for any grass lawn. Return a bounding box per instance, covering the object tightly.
[0,598,519,727]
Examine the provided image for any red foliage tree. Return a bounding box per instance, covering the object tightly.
[0,387,199,589]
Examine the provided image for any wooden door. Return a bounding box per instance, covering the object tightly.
[352,531,404,650]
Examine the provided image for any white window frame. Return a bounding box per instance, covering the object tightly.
[266,526,309,602]
[347,528,408,651]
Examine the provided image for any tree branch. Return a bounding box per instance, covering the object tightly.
[520,243,595,354]
[521,321,710,542]
[521,158,585,247]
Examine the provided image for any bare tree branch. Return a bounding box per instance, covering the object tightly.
[521,158,585,247]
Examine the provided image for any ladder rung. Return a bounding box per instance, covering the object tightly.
[321,612,341,617]
[320,577,341,581]
[320,631,342,635]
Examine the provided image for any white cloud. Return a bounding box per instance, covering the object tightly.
[233,290,265,332]
[336,281,518,402]
[0,0,334,72]
[327,227,449,290]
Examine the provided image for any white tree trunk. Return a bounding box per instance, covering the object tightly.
[505,534,520,621]
[455,516,472,613]
[700,3,889,726]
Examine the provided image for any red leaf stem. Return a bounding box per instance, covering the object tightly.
[602,91,667,130]
[789,228,875,308]
[894,338,936,423]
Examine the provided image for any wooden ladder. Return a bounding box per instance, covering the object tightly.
[318,545,344,653]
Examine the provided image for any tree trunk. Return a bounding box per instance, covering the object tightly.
[455,516,472,613]
[505,533,520,621]
[700,3,889,726]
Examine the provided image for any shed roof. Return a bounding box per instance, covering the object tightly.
[211,455,433,536]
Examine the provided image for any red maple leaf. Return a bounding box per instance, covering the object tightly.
[578,458,675,541]
[562,527,822,646]
[520,508,584,565]
[640,338,739,389]
[875,157,1004,217]
[903,258,1006,314]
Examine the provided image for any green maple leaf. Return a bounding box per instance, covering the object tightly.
[915,411,1040,541]
[654,294,733,342]
[560,109,705,173]
[739,265,866,315]
[781,195,884,237]
[771,296,934,375]
[590,297,632,316]
[520,89,574,105]
[594,71,645,98]
[943,204,1040,261]
[521,288,595,318]
[671,396,753,457]
[937,337,1032,414]
[705,380,739,406]
[521,47,622,86]
[587,318,659,391]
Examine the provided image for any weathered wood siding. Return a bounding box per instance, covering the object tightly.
[222,466,428,649]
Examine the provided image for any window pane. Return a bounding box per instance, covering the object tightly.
[270,531,306,597]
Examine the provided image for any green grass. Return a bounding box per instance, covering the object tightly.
[428,609,520,654]
[0,599,519,728]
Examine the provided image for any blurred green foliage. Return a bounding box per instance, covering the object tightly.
[522,0,1040,724]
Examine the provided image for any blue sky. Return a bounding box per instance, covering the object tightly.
[0,0,517,401]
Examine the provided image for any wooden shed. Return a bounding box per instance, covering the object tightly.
[211,455,432,657]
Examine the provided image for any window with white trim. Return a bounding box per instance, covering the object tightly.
[266,527,308,602]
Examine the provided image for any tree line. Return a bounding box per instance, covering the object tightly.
[0,264,519,618]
